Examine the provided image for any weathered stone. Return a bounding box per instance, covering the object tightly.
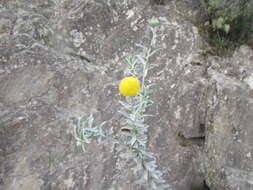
[207,45,253,81]
[0,0,209,189]
[204,70,253,190]
[0,18,11,34]
[1,0,253,190]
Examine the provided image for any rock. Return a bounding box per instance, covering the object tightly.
[204,70,253,190]
[1,0,253,190]
[0,0,210,189]
[207,45,253,82]
[0,18,12,34]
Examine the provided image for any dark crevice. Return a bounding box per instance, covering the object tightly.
[177,131,205,147]
[203,180,210,190]
[199,123,205,134]
[191,180,210,190]
[190,61,202,66]
[150,0,165,5]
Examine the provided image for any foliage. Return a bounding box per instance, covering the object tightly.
[201,0,253,54]
[73,115,113,151]
[73,18,172,190]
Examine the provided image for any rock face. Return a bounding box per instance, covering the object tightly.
[0,0,253,190]
[205,70,253,190]
[204,46,253,190]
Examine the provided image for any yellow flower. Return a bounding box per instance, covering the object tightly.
[119,76,140,96]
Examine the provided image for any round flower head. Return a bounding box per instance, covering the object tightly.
[119,76,140,96]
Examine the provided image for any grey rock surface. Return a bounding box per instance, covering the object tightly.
[203,46,253,190]
[0,0,253,190]
[0,0,207,189]
[204,70,253,190]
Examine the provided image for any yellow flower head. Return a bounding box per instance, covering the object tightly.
[119,76,140,96]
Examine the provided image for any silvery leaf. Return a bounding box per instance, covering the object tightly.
[87,114,94,128]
